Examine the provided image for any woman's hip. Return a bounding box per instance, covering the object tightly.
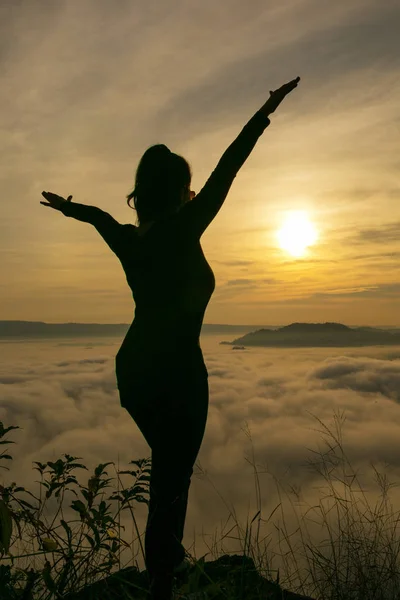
[116,349,208,408]
[116,346,207,387]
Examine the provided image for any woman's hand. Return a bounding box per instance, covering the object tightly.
[262,76,301,115]
[40,191,73,210]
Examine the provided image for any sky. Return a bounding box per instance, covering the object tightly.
[2,334,400,587]
[1,0,399,326]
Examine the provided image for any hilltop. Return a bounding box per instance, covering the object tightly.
[220,322,400,347]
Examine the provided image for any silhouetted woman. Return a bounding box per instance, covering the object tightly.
[40,76,300,600]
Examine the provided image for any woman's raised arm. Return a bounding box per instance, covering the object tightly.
[178,76,301,239]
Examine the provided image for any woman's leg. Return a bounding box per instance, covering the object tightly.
[119,358,209,599]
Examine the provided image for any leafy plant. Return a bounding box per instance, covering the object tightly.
[0,422,151,598]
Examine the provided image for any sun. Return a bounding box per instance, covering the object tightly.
[276,211,318,257]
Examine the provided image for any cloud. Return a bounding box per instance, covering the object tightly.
[281,282,400,302]
[154,0,400,138]
[345,250,400,261]
[308,355,400,402]
[214,260,254,266]
[349,222,400,244]
[226,278,255,286]
[224,278,283,289]
[2,335,400,579]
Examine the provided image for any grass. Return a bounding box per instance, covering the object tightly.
[1,409,400,599]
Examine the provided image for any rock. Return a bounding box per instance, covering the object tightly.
[62,553,316,599]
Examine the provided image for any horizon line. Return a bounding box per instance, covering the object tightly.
[0,320,399,329]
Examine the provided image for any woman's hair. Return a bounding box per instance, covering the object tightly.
[126,144,192,226]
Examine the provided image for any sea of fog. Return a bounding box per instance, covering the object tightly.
[1,332,400,582]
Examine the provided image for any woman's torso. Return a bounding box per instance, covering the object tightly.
[115,211,215,382]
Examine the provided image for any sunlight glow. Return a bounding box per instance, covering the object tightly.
[276,211,318,257]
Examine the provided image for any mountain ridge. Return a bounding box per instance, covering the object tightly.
[220,322,400,347]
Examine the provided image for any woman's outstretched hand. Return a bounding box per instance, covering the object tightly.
[262,76,301,115]
[40,191,73,210]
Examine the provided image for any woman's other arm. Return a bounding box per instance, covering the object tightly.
[40,192,127,255]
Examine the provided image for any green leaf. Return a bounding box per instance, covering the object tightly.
[88,523,101,548]
[64,476,78,485]
[0,424,20,437]
[41,537,58,552]
[108,493,123,503]
[60,519,72,544]
[47,460,63,474]
[99,543,110,551]
[18,499,36,510]
[68,463,88,471]
[42,560,57,593]
[137,495,150,504]
[70,499,87,521]
[94,462,113,477]
[84,533,95,548]
[90,507,99,520]
[101,515,114,526]
[32,461,47,473]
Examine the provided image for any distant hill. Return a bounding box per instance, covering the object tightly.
[0,320,280,339]
[220,322,400,347]
[0,321,130,339]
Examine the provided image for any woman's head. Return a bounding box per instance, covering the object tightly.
[126,144,193,226]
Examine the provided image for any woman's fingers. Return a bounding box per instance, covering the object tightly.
[41,191,55,204]
[264,77,300,115]
[42,191,59,201]
[269,77,300,101]
[40,191,72,209]
[41,191,56,208]
[281,78,300,95]
[285,76,301,93]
